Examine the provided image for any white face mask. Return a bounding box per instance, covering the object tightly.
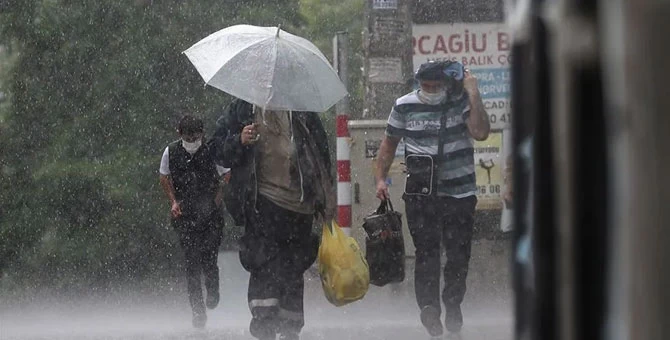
[418,90,446,105]
[182,139,202,154]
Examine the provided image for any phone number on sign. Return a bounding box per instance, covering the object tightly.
[478,184,501,195]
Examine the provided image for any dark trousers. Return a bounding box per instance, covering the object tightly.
[242,195,317,339]
[404,195,477,312]
[174,214,223,315]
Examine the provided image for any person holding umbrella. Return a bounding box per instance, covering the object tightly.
[184,25,343,340]
[215,100,334,340]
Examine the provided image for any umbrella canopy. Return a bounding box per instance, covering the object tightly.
[184,24,347,113]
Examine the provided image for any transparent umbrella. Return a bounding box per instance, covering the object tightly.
[184,24,347,113]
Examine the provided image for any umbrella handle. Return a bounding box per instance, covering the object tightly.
[276,25,281,38]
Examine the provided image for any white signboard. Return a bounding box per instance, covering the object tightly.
[373,0,397,9]
[474,131,504,209]
[369,57,403,83]
[412,23,512,130]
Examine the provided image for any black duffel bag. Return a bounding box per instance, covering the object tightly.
[363,199,405,286]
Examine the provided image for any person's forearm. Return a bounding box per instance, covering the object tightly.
[159,175,177,204]
[220,132,249,168]
[375,138,398,182]
[468,92,491,141]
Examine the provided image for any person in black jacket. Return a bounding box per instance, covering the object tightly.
[159,115,229,329]
[213,99,335,340]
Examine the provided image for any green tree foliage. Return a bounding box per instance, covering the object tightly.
[0,0,365,295]
[300,0,365,112]
[299,0,365,164]
[0,0,305,294]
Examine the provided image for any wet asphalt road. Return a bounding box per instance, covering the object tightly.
[0,252,512,340]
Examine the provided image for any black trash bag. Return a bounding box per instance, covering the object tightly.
[362,199,405,286]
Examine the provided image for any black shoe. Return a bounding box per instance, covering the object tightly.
[444,304,463,333]
[420,305,444,337]
[192,312,207,329]
[206,291,220,309]
[279,332,299,340]
[446,333,463,340]
[250,317,277,340]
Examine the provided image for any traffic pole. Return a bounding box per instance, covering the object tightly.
[334,31,351,236]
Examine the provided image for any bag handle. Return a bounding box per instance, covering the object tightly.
[375,198,395,214]
[325,219,344,238]
[432,105,449,194]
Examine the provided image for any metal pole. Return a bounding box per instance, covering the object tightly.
[334,31,352,235]
[363,0,413,119]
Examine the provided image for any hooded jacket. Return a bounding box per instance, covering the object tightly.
[212,99,335,226]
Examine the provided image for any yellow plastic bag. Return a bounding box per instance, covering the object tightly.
[317,220,370,306]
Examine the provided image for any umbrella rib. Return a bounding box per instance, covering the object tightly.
[187,30,270,50]
[285,40,334,68]
[288,41,347,110]
[202,36,274,86]
[265,38,279,109]
[297,47,326,111]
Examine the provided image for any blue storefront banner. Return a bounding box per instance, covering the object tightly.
[470,68,511,99]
